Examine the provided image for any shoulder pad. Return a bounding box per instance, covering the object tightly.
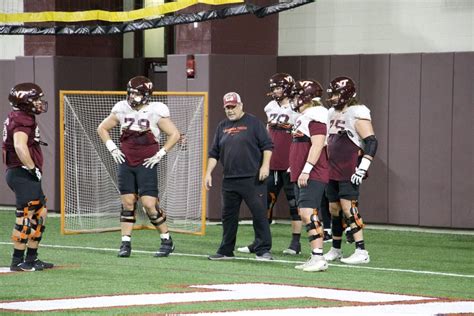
[305,106,328,124]
[348,105,371,120]
[11,111,35,127]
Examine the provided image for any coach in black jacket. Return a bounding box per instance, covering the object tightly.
[205,92,274,261]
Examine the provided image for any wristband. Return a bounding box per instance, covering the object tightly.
[105,139,118,152]
[358,157,372,171]
[158,148,167,156]
[302,161,314,174]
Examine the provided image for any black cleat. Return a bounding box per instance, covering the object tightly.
[34,259,54,270]
[10,261,35,272]
[118,241,131,257]
[154,238,175,257]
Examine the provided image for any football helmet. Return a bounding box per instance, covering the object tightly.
[127,76,153,108]
[269,73,294,102]
[327,76,356,109]
[292,80,323,111]
[9,83,48,114]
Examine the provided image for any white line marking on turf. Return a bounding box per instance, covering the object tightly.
[186,301,474,316]
[0,283,436,312]
[0,241,473,278]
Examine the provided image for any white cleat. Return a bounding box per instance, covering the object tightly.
[323,247,343,261]
[237,246,252,254]
[340,249,370,264]
[302,256,328,272]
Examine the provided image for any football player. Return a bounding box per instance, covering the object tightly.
[97,76,180,258]
[237,73,303,255]
[324,76,377,265]
[3,83,53,271]
[290,80,329,272]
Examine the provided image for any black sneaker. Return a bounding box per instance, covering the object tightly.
[323,230,333,243]
[10,261,35,272]
[346,229,355,244]
[118,241,131,257]
[154,238,175,257]
[34,259,54,270]
[283,242,301,255]
[208,253,235,260]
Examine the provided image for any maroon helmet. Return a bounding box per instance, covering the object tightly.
[269,73,294,102]
[327,76,356,109]
[127,76,153,107]
[292,80,323,111]
[9,83,48,114]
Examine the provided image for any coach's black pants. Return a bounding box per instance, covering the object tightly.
[217,177,272,256]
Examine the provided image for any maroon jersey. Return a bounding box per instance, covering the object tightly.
[2,110,43,171]
[327,105,371,181]
[290,120,329,183]
[264,100,300,170]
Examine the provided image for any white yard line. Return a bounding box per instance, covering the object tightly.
[0,241,473,278]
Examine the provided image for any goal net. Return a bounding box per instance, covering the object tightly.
[60,91,208,235]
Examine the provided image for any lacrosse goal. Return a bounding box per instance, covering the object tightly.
[60,91,208,235]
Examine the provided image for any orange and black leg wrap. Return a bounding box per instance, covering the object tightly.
[12,199,44,243]
[30,202,47,242]
[305,209,324,242]
[347,200,364,234]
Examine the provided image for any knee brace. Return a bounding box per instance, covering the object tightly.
[288,198,300,221]
[120,207,136,223]
[267,192,277,220]
[148,205,166,227]
[347,200,364,234]
[11,199,43,243]
[30,203,47,242]
[331,214,344,237]
[305,209,323,242]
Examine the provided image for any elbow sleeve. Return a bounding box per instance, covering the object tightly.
[363,135,378,157]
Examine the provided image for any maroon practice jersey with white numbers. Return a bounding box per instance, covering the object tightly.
[112,100,169,167]
[264,100,300,170]
[2,110,43,171]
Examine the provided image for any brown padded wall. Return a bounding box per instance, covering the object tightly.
[451,52,474,228]
[388,54,421,225]
[359,55,390,223]
[419,53,453,227]
[0,60,17,206]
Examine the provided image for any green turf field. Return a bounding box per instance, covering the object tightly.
[0,210,473,315]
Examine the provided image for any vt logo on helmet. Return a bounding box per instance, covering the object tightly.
[327,76,357,110]
[269,73,295,102]
[9,83,48,115]
[127,76,153,108]
[292,80,323,112]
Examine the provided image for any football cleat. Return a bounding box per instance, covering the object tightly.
[302,256,328,272]
[323,247,343,261]
[118,241,131,257]
[237,243,255,254]
[208,253,235,260]
[33,259,54,270]
[283,241,301,255]
[154,238,175,257]
[10,261,35,272]
[340,249,370,264]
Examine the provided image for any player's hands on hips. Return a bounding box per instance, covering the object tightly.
[22,166,42,181]
[298,172,309,188]
[351,167,366,185]
[143,148,167,168]
[106,140,125,164]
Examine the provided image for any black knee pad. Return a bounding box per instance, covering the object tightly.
[120,208,136,223]
[288,198,300,221]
